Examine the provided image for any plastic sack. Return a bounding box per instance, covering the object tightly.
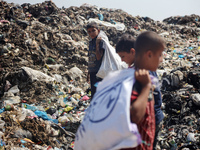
[75,68,141,150]
[96,31,128,78]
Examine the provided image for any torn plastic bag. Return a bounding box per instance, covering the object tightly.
[21,67,55,82]
[191,93,200,106]
[96,31,128,78]
[88,18,126,31]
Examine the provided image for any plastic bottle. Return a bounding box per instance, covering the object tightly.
[169,139,177,150]
[69,97,78,105]
[58,108,64,116]
[59,97,67,107]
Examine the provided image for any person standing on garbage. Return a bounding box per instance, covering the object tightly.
[117,31,165,150]
[86,22,105,99]
[116,33,165,150]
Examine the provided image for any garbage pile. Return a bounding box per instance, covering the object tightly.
[0,0,200,149]
[163,14,200,27]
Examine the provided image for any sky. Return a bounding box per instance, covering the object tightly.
[5,0,200,21]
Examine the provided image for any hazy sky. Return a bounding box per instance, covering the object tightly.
[5,0,200,21]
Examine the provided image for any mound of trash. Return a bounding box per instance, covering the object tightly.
[0,0,200,149]
[163,14,200,27]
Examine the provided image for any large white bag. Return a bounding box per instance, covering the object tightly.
[96,31,128,79]
[74,68,141,150]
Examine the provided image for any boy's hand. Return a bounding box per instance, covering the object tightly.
[96,37,102,45]
[135,69,151,87]
[95,37,103,60]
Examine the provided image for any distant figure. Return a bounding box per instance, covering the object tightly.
[86,22,105,99]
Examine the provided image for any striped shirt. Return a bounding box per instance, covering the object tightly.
[121,81,155,150]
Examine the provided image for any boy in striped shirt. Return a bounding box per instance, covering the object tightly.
[117,31,165,150]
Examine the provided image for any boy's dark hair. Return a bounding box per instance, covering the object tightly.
[116,34,135,53]
[86,22,99,30]
[135,31,165,56]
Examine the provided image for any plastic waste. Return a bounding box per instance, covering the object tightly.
[191,93,200,106]
[0,1,200,149]
[3,96,21,105]
[34,110,58,124]
[187,133,196,142]
[21,67,55,82]
[0,132,4,139]
[22,103,38,112]
[88,18,125,31]
[0,108,5,114]
[13,129,33,139]
[169,139,177,150]
[58,108,64,116]
[46,107,56,115]
[4,80,11,92]
[80,95,89,101]
[110,19,116,24]
[0,120,5,130]
[64,113,74,122]
[4,104,14,111]
[72,94,81,100]
[64,106,73,112]
[178,54,185,58]
[97,13,104,21]
[58,116,70,126]
[54,74,63,83]
[69,97,78,105]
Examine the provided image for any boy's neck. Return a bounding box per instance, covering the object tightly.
[134,62,147,70]
[134,56,149,70]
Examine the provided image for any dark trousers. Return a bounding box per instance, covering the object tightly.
[89,72,102,100]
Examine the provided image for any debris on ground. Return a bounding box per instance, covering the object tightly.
[0,1,200,149]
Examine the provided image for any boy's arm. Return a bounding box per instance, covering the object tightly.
[130,70,151,124]
[96,37,104,60]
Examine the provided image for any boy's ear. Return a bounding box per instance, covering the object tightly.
[130,48,135,55]
[146,50,152,58]
[98,29,100,33]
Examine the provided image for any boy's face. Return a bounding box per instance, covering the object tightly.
[87,27,100,39]
[147,47,164,71]
[117,48,135,66]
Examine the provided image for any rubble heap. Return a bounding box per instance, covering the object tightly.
[0,0,200,149]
